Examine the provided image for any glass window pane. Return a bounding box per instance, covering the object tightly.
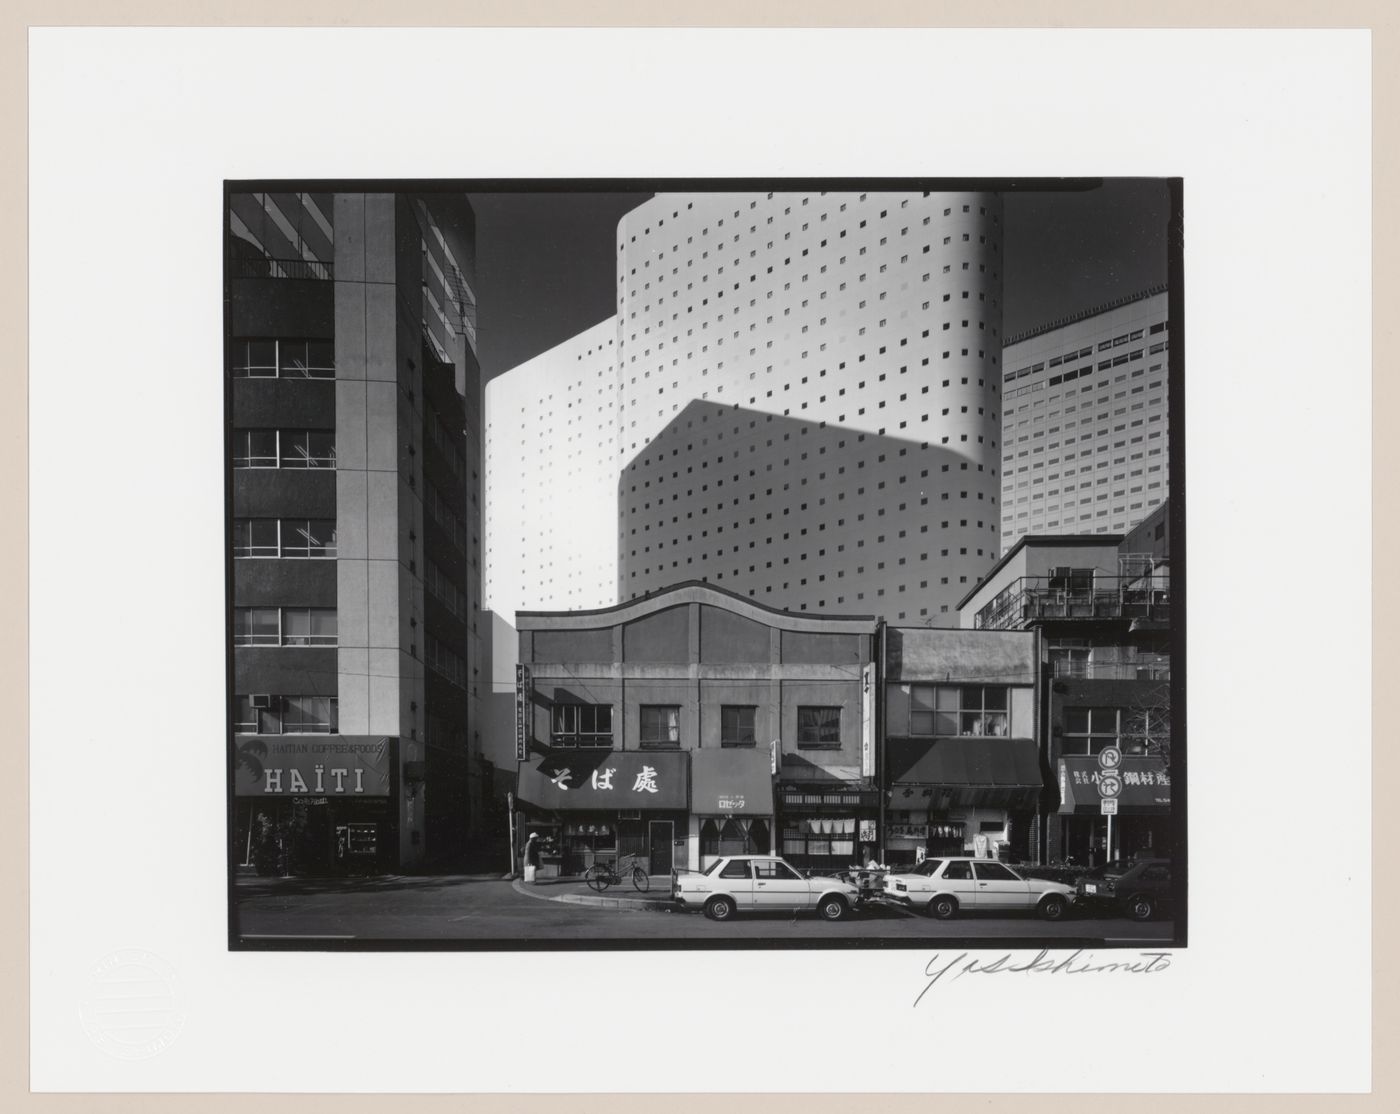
[984,712,1008,736]
[250,608,279,643]
[910,685,935,712]
[306,340,335,374]
[983,687,1008,711]
[243,340,277,376]
[935,687,959,711]
[283,609,311,644]
[960,685,984,711]
[307,431,335,467]
[310,609,337,642]
[1090,708,1119,733]
[280,340,311,377]
[910,711,934,735]
[1064,707,1090,734]
[933,710,958,735]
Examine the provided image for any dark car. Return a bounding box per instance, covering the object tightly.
[1074,858,1172,920]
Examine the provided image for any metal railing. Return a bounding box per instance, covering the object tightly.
[1050,659,1171,681]
[975,576,1170,631]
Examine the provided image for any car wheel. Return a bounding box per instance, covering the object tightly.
[927,895,958,920]
[1127,894,1155,921]
[817,895,847,922]
[1039,894,1068,921]
[704,895,736,922]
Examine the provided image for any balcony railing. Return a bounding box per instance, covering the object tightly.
[1050,659,1171,682]
[975,576,1170,631]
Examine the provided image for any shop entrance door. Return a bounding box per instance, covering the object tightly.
[648,821,673,876]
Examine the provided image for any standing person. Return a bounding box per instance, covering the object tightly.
[524,832,541,884]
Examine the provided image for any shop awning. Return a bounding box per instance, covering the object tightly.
[517,749,687,811]
[888,737,1043,788]
[886,737,1044,810]
[1058,756,1171,815]
[691,748,775,816]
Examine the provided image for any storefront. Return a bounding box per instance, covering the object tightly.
[516,749,688,876]
[777,782,881,872]
[884,738,1044,866]
[690,748,776,871]
[1057,755,1172,866]
[233,736,397,875]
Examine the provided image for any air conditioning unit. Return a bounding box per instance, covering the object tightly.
[250,694,274,710]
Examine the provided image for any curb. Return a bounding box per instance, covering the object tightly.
[510,878,677,913]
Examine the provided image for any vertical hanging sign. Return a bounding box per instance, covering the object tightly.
[515,663,532,761]
[861,662,875,778]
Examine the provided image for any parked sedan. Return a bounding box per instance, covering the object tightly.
[672,855,862,922]
[878,857,1075,920]
[1074,858,1172,920]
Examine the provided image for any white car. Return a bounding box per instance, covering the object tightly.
[879,857,1075,920]
[673,855,862,922]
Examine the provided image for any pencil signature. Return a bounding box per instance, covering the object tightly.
[914,949,1173,1007]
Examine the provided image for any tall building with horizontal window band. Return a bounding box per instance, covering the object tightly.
[615,190,1005,624]
[998,287,1169,547]
[228,191,486,875]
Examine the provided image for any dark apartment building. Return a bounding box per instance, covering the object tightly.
[227,190,486,875]
[957,502,1173,865]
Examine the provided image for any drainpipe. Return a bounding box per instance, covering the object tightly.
[876,621,887,865]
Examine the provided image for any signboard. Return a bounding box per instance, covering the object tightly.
[1057,757,1170,813]
[1098,746,1123,770]
[514,663,532,761]
[887,823,929,841]
[1100,798,1119,816]
[860,662,875,778]
[859,819,877,844]
[770,739,778,775]
[234,737,394,797]
[517,749,688,811]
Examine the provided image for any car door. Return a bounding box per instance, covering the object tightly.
[972,860,1032,910]
[716,857,755,909]
[936,859,981,908]
[752,858,812,911]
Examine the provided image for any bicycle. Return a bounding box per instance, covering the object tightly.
[583,853,650,893]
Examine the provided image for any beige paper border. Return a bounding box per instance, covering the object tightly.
[3,2,1391,1111]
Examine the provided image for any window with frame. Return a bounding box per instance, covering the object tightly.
[639,705,681,748]
[232,429,336,469]
[720,705,757,747]
[550,703,613,748]
[1062,707,1125,755]
[233,519,337,559]
[231,338,335,379]
[909,685,1009,736]
[233,607,337,646]
[796,706,842,747]
[234,694,338,734]
[701,818,770,860]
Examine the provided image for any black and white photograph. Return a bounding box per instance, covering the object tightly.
[225,180,1182,948]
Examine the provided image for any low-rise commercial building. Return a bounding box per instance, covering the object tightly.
[513,583,878,876]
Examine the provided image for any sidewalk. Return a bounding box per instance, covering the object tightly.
[511,874,679,913]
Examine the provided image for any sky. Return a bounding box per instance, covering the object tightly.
[469,180,1173,381]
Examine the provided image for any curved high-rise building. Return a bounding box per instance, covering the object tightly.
[615,190,1005,622]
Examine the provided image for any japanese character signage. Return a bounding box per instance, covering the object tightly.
[1057,756,1170,813]
[514,663,533,761]
[517,750,687,810]
[861,662,875,778]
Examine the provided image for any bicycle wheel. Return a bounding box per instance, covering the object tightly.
[631,866,650,893]
[584,865,610,892]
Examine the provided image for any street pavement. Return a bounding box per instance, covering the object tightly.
[233,872,1178,946]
